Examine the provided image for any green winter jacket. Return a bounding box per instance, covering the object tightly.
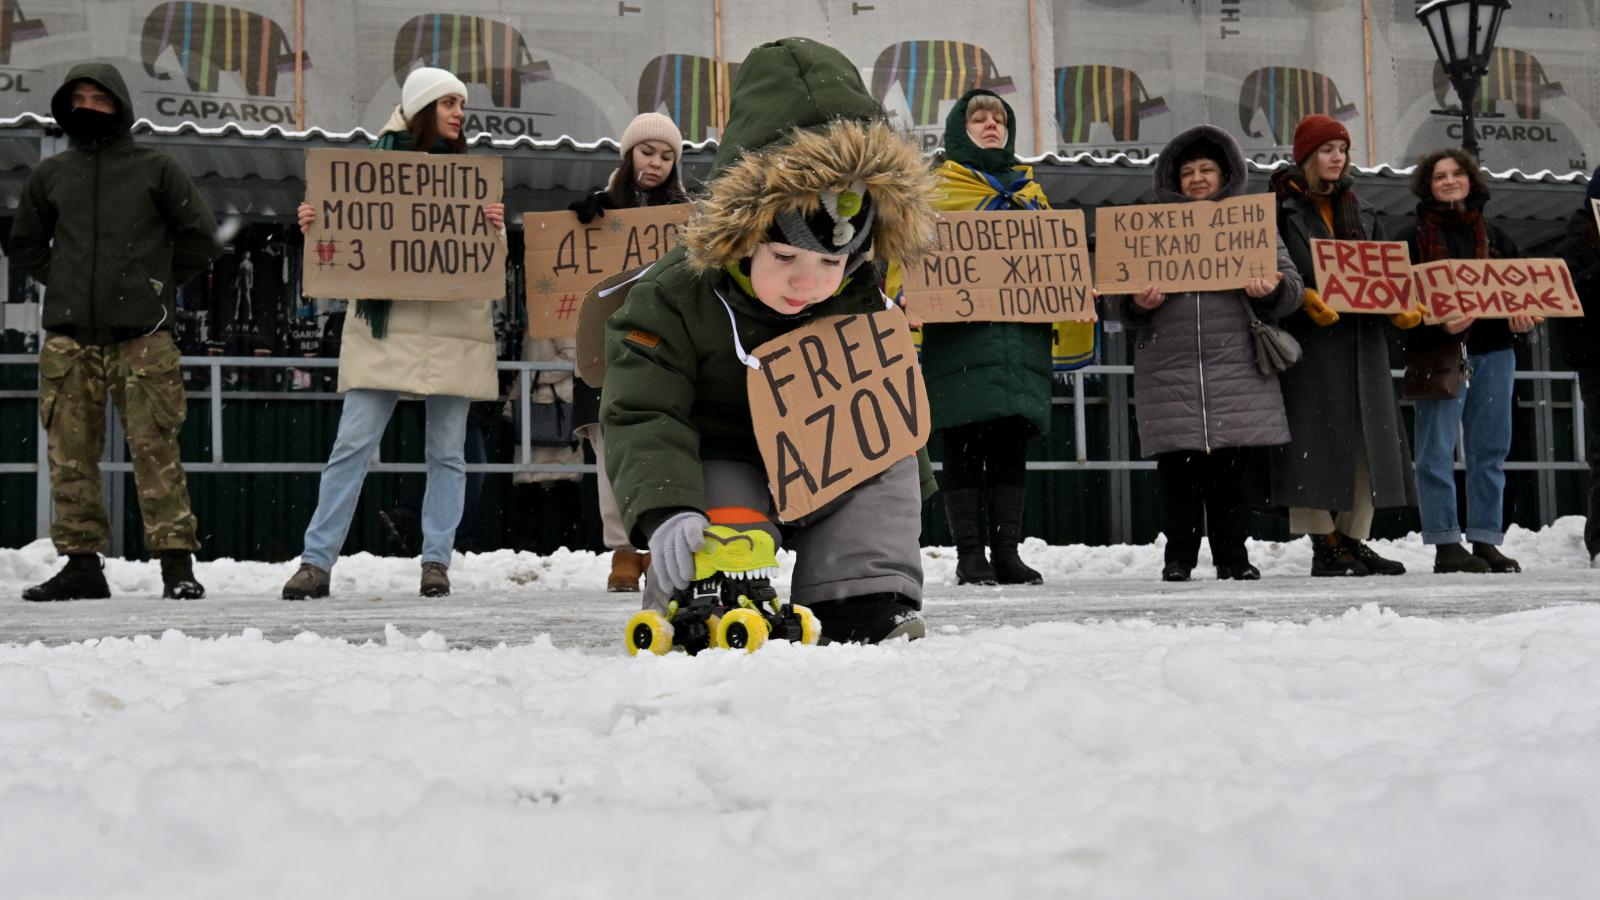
[602,246,892,543]
[920,90,1055,435]
[9,63,222,346]
[600,37,940,544]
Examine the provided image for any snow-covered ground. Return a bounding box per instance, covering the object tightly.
[1,520,1597,899]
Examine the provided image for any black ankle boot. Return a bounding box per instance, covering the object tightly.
[987,485,1043,585]
[1310,533,1369,577]
[160,551,206,599]
[944,488,997,585]
[22,553,111,602]
[1435,542,1491,574]
[1338,534,1406,576]
[1472,542,1519,573]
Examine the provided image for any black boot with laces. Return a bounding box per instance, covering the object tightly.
[1338,534,1406,576]
[160,551,206,599]
[22,553,111,602]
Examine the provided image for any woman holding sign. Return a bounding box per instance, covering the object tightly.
[920,88,1065,587]
[1106,125,1301,582]
[1397,149,1538,575]
[282,67,506,600]
[601,38,939,644]
[565,112,690,592]
[1269,114,1417,579]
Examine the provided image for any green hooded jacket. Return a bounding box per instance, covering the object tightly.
[920,89,1055,435]
[600,38,938,544]
[9,63,222,346]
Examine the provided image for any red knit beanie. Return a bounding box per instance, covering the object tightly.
[1293,114,1351,166]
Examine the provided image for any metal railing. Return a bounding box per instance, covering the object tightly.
[1,353,1591,545]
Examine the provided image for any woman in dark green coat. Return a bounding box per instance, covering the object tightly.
[921,89,1053,586]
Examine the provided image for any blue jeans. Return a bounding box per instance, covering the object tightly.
[300,389,470,569]
[1412,347,1515,546]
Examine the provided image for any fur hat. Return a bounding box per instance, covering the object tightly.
[1293,114,1351,166]
[620,112,683,158]
[684,119,938,274]
[401,67,468,121]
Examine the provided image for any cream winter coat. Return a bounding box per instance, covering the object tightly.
[335,106,500,401]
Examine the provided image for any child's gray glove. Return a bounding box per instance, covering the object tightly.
[647,511,709,594]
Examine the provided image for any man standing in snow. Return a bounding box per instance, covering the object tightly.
[8,63,222,601]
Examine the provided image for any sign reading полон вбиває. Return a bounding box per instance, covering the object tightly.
[1413,258,1584,323]
[302,149,504,301]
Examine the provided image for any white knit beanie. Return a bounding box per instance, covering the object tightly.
[401,67,469,122]
[620,112,684,158]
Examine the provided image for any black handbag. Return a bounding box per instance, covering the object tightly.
[1240,299,1302,376]
[1401,339,1467,400]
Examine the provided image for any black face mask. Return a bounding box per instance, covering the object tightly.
[65,106,121,142]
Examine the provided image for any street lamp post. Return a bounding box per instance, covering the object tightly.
[1416,0,1511,162]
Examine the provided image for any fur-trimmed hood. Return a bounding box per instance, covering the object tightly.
[1153,124,1249,203]
[685,117,939,273]
[685,37,938,274]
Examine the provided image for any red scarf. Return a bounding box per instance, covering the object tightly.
[1412,196,1496,263]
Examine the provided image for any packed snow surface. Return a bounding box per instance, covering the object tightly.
[2,521,1596,899]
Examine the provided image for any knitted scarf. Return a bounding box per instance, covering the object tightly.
[1270,166,1364,239]
[1411,194,1495,263]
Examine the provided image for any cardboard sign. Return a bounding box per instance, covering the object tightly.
[523,205,691,338]
[1093,193,1279,293]
[1310,240,1416,314]
[747,309,930,522]
[1592,199,1599,237]
[302,148,504,301]
[1413,258,1584,323]
[899,210,1095,323]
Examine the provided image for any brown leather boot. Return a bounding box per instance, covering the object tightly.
[608,548,644,592]
[420,561,451,598]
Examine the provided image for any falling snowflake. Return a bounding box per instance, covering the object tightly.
[608,217,626,234]
[534,276,556,294]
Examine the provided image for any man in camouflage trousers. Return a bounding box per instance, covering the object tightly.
[8,63,222,601]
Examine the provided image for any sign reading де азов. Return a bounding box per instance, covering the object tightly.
[523,205,690,338]
[302,148,504,301]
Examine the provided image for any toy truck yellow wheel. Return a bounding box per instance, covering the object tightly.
[626,610,674,656]
[714,608,769,653]
[794,605,822,645]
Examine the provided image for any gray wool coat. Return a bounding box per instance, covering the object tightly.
[1267,191,1417,511]
[1106,125,1303,457]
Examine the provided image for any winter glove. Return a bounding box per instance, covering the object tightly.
[1303,288,1341,327]
[1389,308,1424,330]
[568,191,618,225]
[647,511,709,595]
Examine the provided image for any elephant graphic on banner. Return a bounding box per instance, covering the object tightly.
[1238,66,1356,145]
[637,54,737,142]
[1,0,47,66]
[394,14,552,109]
[1055,64,1169,144]
[141,1,308,96]
[870,40,1016,128]
[1433,47,1564,120]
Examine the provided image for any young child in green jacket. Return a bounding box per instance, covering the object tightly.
[600,37,938,644]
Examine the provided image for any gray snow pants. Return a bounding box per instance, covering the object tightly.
[641,455,924,613]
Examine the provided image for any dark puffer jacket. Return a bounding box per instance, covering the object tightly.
[1105,125,1302,457]
[1552,206,1600,370]
[9,63,222,346]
